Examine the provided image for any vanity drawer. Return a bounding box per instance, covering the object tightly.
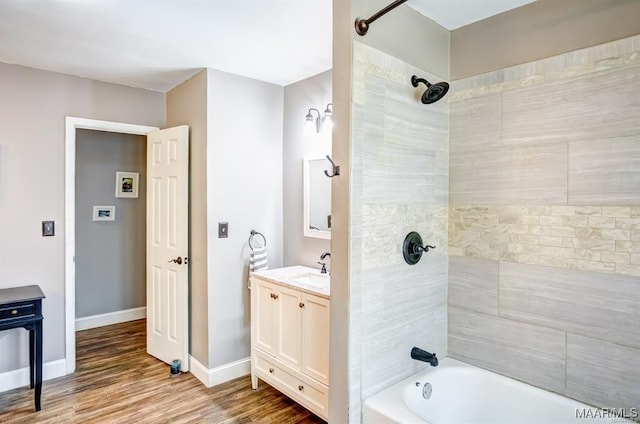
[0,303,35,320]
[254,350,328,419]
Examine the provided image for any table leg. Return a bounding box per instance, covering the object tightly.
[34,321,43,411]
[29,329,35,389]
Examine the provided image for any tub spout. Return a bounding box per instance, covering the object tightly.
[411,347,438,367]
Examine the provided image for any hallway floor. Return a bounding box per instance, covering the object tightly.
[0,320,325,423]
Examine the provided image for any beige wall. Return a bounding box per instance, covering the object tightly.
[353,0,450,78]
[283,70,332,268]
[329,1,353,421]
[448,35,640,411]
[166,70,210,367]
[0,62,164,374]
[451,0,640,80]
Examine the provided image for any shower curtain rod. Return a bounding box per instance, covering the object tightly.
[355,0,408,36]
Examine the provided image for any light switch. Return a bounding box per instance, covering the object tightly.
[42,221,55,237]
[218,222,228,238]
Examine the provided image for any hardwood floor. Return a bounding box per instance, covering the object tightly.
[0,320,325,423]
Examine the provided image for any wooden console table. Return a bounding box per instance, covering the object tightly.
[0,285,45,411]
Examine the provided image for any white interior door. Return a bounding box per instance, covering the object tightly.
[146,125,190,371]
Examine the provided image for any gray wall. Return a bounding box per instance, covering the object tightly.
[451,0,640,80]
[0,62,164,373]
[448,35,640,411]
[283,70,332,268]
[206,69,284,368]
[166,70,210,367]
[75,130,146,318]
[166,68,284,371]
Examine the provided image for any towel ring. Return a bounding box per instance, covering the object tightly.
[249,230,267,250]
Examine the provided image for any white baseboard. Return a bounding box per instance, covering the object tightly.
[188,355,210,387]
[0,359,67,393]
[189,355,251,388]
[75,307,146,331]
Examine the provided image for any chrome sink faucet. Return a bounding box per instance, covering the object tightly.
[318,252,331,274]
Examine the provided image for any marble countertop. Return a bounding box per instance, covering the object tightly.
[251,265,330,299]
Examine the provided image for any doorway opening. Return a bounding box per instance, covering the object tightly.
[64,117,158,374]
[74,129,147,331]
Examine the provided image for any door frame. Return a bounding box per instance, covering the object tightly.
[64,117,158,374]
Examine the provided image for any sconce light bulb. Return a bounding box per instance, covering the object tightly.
[322,116,333,132]
[322,103,333,132]
[304,114,315,135]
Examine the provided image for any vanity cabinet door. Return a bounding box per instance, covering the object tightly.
[253,279,276,356]
[275,285,302,369]
[301,293,330,385]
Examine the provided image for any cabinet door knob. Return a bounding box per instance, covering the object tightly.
[269,368,274,374]
[273,294,279,300]
[298,385,304,391]
[10,310,18,316]
[299,302,305,308]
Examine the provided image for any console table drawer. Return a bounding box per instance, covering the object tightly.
[0,304,35,320]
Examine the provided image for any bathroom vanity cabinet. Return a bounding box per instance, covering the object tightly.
[250,266,330,420]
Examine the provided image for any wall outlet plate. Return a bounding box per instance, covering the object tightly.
[42,221,55,237]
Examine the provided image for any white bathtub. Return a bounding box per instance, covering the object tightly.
[363,358,636,424]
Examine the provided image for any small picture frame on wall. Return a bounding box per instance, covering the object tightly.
[93,206,115,221]
[115,171,139,198]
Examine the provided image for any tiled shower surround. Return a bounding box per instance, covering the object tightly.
[349,41,449,422]
[449,34,640,412]
[450,205,640,276]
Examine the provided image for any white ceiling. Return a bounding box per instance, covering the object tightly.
[0,0,535,92]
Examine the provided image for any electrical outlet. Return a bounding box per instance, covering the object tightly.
[42,221,55,237]
[218,222,228,238]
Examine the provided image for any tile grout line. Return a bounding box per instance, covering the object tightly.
[497,259,501,318]
[566,142,569,206]
[564,331,567,394]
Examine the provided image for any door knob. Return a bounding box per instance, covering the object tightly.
[168,256,183,265]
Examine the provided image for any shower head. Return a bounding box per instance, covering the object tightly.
[411,75,449,104]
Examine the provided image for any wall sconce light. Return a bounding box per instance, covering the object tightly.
[305,108,321,134]
[304,103,333,134]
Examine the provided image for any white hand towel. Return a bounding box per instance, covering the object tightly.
[248,246,268,288]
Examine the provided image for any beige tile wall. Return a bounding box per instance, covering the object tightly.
[450,34,640,278]
[448,257,640,411]
[449,34,640,413]
[350,42,450,419]
[450,204,640,277]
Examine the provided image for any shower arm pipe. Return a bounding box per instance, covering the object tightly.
[355,0,408,36]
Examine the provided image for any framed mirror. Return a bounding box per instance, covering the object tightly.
[303,154,331,240]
